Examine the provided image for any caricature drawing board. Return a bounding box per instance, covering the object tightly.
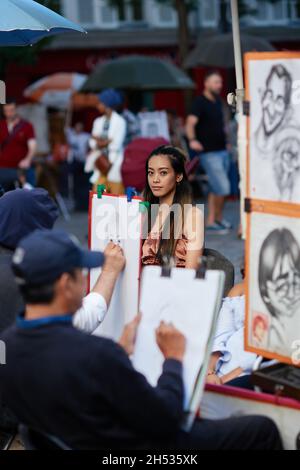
[89,192,143,340]
[245,52,300,204]
[245,204,300,365]
[132,265,225,430]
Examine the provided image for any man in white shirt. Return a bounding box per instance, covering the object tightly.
[85,89,126,195]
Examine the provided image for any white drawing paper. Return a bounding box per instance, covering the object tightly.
[89,193,142,340]
[132,266,224,427]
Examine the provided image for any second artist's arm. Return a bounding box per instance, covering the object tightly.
[184,206,204,269]
[221,367,244,384]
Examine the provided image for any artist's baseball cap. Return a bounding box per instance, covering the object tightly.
[12,229,104,285]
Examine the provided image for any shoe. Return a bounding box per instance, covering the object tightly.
[206,223,229,235]
[216,219,233,230]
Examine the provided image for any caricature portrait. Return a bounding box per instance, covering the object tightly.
[273,128,300,201]
[258,228,300,355]
[255,64,293,156]
[248,55,300,203]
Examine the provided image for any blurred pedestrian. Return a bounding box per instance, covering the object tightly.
[86,89,126,195]
[0,99,37,191]
[0,228,283,450]
[65,122,91,211]
[166,109,187,151]
[115,91,140,145]
[186,71,231,234]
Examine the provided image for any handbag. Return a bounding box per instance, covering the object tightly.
[95,153,112,176]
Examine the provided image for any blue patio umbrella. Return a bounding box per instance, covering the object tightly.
[0,0,86,46]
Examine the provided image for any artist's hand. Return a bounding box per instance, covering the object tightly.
[206,372,222,386]
[103,242,126,275]
[189,139,203,153]
[18,157,31,169]
[119,314,141,355]
[156,321,186,362]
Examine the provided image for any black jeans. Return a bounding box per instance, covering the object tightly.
[0,168,18,191]
[175,415,283,450]
[69,161,91,211]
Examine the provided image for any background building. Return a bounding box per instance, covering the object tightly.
[6,0,300,118]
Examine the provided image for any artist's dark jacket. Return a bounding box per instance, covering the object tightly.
[0,246,24,334]
[0,317,184,449]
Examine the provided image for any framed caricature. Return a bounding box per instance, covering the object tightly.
[245,52,300,365]
[245,52,300,203]
[245,208,300,364]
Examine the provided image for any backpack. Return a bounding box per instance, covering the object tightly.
[121,137,168,192]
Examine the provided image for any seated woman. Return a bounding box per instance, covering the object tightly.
[141,145,203,269]
[206,280,257,389]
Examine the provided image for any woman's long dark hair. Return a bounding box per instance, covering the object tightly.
[143,145,192,264]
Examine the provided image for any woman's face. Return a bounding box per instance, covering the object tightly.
[97,102,108,115]
[147,155,181,199]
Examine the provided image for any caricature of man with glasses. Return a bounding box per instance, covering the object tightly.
[255,64,293,156]
[258,228,300,356]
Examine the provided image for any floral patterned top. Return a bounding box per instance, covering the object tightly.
[142,232,188,268]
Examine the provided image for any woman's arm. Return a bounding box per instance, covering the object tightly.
[228,282,245,297]
[206,352,223,385]
[221,367,244,384]
[207,351,222,374]
[184,206,204,269]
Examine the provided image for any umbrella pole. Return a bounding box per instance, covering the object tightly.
[230,0,247,239]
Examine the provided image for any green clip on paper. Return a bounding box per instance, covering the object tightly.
[97,184,106,199]
[139,201,150,213]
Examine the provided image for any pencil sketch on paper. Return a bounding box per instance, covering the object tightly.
[258,228,300,356]
[252,62,300,202]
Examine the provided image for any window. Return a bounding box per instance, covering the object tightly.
[199,0,219,27]
[77,0,95,25]
[158,4,175,23]
[289,0,300,21]
[112,0,145,22]
[65,0,183,29]
[254,0,289,25]
[98,2,117,24]
[73,0,119,28]
[147,0,176,27]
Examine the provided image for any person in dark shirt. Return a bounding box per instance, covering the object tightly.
[186,70,231,234]
[0,229,283,450]
[0,99,37,190]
